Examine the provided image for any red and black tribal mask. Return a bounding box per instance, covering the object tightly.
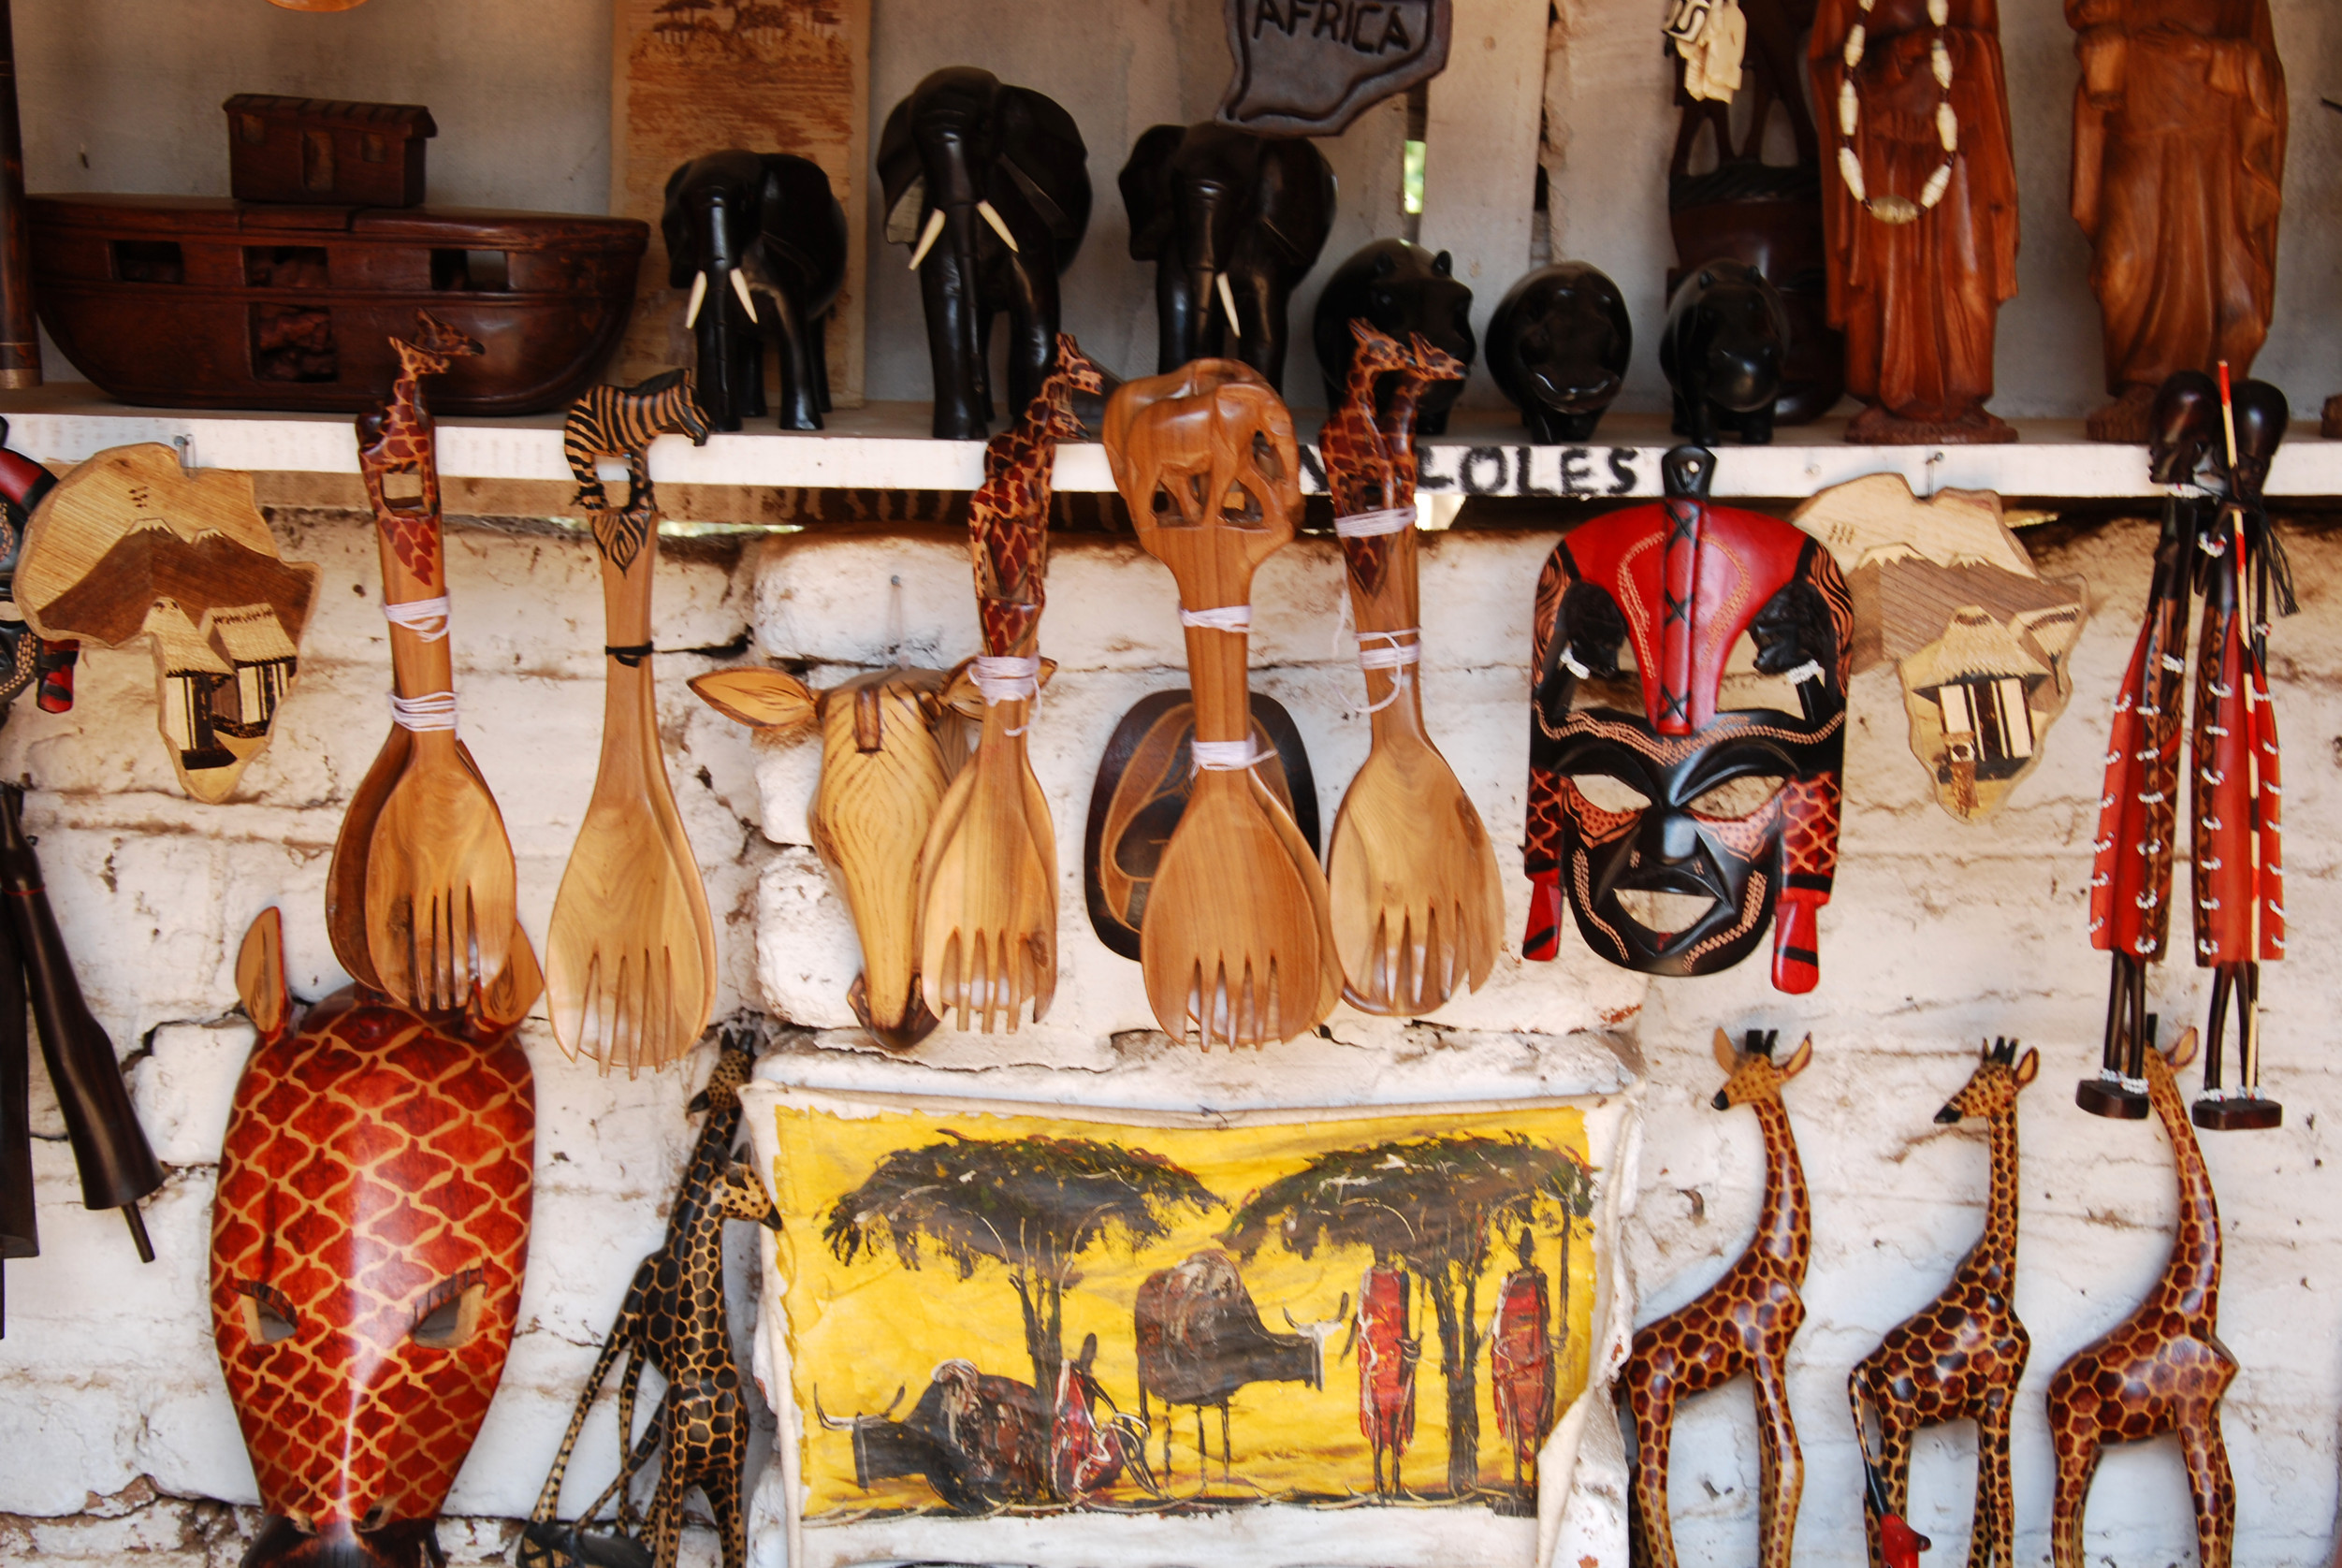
[1524,447,1853,992]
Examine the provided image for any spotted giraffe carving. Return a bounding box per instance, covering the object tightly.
[356,312,483,584]
[966,333,1105,656]
[1619,1028,1813,1568]
[520,1028,782,1568]
[1851,1037,2039,1568]
[2047,1026,2237,1568]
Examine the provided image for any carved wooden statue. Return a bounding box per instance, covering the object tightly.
[214,907,538,1568]
[1851,1037,2036,1568]
[547,373,719,1073]
[2069,0,2286,442]
[2046,1026,2237,1568]
[1811,0,2020,443]
[522,1030,781,1568]
[2086,367,2289,1130]
[1102,359,1339,1047]
[1619,1029,1813,1568]
[917,335,1104,1034]
[17,444,319,803]
[1318,323,1503,1015]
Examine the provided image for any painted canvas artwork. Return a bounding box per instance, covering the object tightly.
[753,1088,1610,1568]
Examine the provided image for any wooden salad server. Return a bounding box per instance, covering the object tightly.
[1103,359,1338,1048]
[916,335,1105,1033]
[545,379,719,1072]
[1319,324,1503,1014]
[332,312,522,1012]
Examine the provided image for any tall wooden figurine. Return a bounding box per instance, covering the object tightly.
[1851,1038,2035,1568]
[1619,1030,1813,1568]
[2069,0,2287,442]
[1811,0,2020,444]
[2046,1027,2237,1568]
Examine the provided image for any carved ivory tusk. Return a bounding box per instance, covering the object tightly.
[730,268,759,324]
[909,208,946,270]
[684,270,708,329]
[1217,272,1242,339]
[976,199,1020,253]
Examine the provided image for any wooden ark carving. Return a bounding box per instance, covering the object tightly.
[1792,473,2085,821]
[610,0,870,404]
[17,443,319,804]
[1217,0,1451,136]
[741,1080,1632,1568]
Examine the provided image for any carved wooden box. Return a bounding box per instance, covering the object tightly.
[223,95,435,209]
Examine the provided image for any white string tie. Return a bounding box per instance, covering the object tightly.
[1334,506,1414,539]
[388,690,458,733]
[1180,604,1252,633]
[1191,737,1270,774]
[1357,629,1422,714]
[382,595,450,642]
[971,654,1040,735]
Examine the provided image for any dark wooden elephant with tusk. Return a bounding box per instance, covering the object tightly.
[661,150,847,432]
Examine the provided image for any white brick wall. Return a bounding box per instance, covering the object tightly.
[5,505,2342,1567]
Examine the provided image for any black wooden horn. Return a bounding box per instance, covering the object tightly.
[0,785,160,1265]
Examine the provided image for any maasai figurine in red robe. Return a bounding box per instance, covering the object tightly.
[2069,0,2286,442]
[1811,0,2020,443]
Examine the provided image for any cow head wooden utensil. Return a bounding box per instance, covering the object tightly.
[1525,447,1854,991]
[211,907,535,1568]
[1102,358,1340,1047]
[1618,1028,1812,1568]
[16,443,318,803]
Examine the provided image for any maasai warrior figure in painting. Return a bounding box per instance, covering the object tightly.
[1491,1228,1559,1494]
[2067,0,2286,442]
[1811,0,2020,443]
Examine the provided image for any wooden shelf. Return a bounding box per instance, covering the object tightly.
[2,385,2336,501]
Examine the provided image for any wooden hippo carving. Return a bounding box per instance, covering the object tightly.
[210,907,537,1568]
[693,660,1052,1049]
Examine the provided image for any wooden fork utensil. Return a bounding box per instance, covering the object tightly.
[1103,359,1338,1048]
[330,312,527,1014]
[1320,325,1504,1013]
[545,383,719,1072]
[917,335,1103,1033]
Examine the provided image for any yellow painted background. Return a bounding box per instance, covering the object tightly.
[770,1102,1598,1516]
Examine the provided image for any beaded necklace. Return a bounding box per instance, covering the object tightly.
[1834,0,1958,225]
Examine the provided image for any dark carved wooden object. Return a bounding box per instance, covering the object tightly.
[224,95,435,208]
[1217,0,1451,136]
[0,0,38,387]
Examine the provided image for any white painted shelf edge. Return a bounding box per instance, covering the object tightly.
[2,389,2337,500]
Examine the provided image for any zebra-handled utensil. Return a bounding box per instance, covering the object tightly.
[545,373,719,1072]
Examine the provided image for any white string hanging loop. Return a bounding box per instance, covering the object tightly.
[1356,629,1423,714]
[1334,507,1414,539]
[382,595,451,642]
[1180,604,1252,633]
[970,653,1041,736]
[1191,737,1271,774]
[388,690,458,733]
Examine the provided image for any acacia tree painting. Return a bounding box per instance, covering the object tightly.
[1224,1133,1593,1498]
[822,1131,1220,1404]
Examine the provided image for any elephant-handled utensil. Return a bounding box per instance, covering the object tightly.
[916,336,1103,1032]
[1103,359,1338,1048]
[1320,326,1504,1014]
[545,475,718,1073]
[334,314,520,1012]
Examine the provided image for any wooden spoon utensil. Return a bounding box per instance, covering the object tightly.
[341,313,520,1013]
[1103,359,1339,1048]
[1321,326,1504,1013]
[917,335,1103,1032]
[546,424,718,1070]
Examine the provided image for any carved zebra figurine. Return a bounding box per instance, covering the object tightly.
[563,370,714,570]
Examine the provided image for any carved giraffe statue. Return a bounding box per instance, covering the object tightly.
[356,312,483,586]
[962,332,1105,656]
[2047,1026,2238,1568]
[520,1028,783,1568]
[1619,1028,1814,1568]
[1851,1037,2039,1568]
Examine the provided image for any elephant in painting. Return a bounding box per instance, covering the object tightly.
[1119,123,1336,398]
[662,150,847,432]
[878,67,1094,440]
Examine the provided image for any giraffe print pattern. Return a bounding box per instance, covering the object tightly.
[2046,1027,2237,1568]
[967,335,1105,657]
[210,984,533,1554]
[355,312,483,588]
[1620,1030,1813,1568]
[1850,1038,2037,1568]
[522,1030,781,1568]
